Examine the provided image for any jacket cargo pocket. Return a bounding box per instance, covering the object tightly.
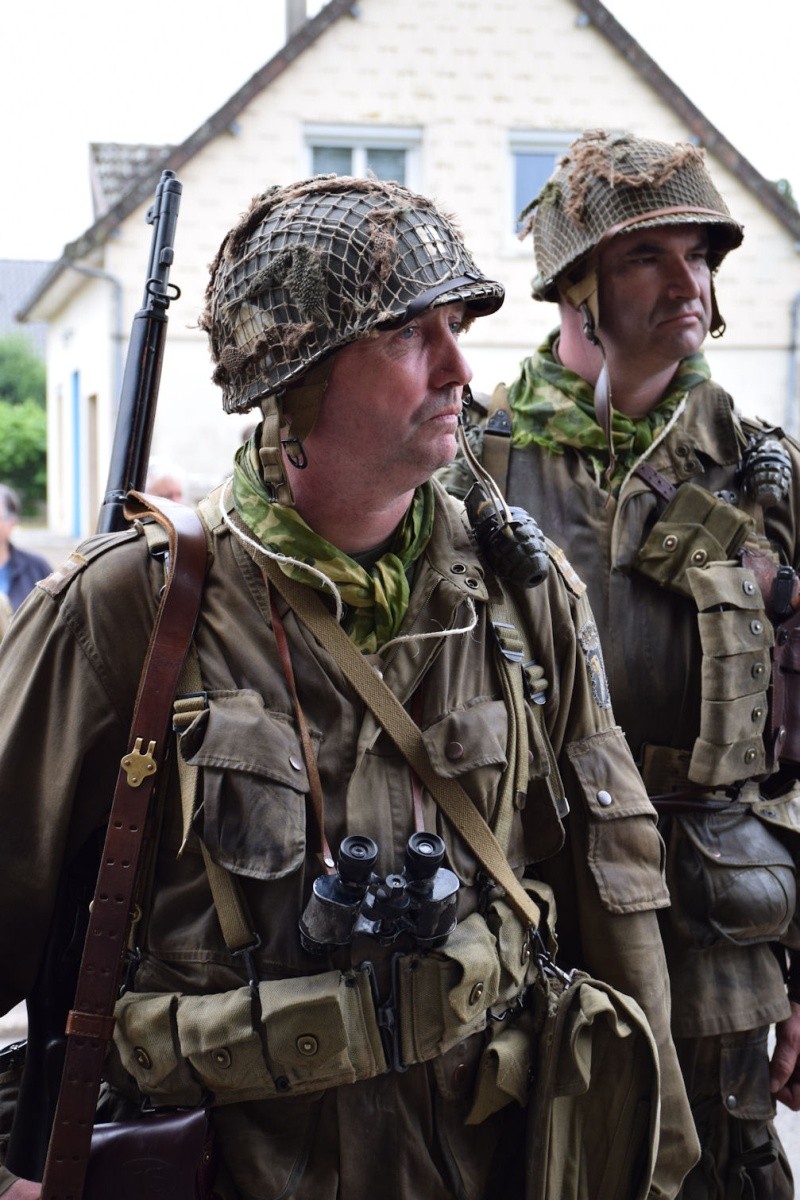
[421,698,508,882]
[180,690,310,880]
[669,808,797,947]
[567,728,669,914]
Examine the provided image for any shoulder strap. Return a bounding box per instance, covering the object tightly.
[41,494,207,1200]
[258,553,542,932]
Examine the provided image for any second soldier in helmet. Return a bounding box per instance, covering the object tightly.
[487,130,800,1199]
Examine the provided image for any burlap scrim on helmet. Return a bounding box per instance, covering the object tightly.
[200,175,504,413]
[520,130,743,302]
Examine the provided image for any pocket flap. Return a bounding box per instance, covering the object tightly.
[422,699,508,779]
[183,691,309,792]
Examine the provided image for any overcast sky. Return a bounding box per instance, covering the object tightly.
[1,0,797,262]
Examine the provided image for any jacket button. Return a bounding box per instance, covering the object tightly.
[213,1048,232,1068]
[134,1047,152,1070]
[726,1094,738,1110]
[296,1035,319,1056]
[469,982,485,1006]
[446,741,465,761]
[289,755,303,771]
[596,790,613,807]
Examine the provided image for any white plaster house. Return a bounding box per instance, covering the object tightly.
[19,0,800,537]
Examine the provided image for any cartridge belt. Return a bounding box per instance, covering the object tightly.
[109,914,530,1108]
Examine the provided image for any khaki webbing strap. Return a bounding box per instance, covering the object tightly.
[42,494,208,1200]
[259,556,542,932]
[173,646,258,956]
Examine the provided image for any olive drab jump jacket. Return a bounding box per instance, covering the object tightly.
[506,380,800,1044]
[0,481,696,1199]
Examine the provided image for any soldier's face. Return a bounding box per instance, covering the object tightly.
[305,303,472,497]
[597,226,713,371]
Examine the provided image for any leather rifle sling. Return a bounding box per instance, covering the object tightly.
[41,493,207,1200]
[259,555,542,933]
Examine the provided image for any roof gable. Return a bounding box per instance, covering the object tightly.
[18,0,800,319]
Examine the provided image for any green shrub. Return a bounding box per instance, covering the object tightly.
[0,400,47,514]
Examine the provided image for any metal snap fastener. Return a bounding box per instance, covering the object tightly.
[452,1062,468,1088]
[289,755,303,771]
[296,1035,319,1057]
[726,1094,738,1110]
[451,563,467,574]
[446,741,465,761]
[752,662,765,678]
[596,790,613,807]
[744,748,757,764]
[743,580,756,596]
[134,1047,152,1070]
[751,706,764,722]
[691,549,708,566]
[213,1048,232,1068]
[662,534,679,552]
[749,619,764,636]
[465,577,479,589]
[521,941,531,964]
[469,982,485,1006]
[675,445,688,457]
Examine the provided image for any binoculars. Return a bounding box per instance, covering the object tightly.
[299,832,460,955]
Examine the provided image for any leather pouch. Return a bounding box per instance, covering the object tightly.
[84,1106,216,1200]
[670,808,797,947]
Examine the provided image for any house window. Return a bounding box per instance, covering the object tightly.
[510,132,576,234]
[306,125,421,188]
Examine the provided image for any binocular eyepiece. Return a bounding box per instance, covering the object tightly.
[299,832,460,955]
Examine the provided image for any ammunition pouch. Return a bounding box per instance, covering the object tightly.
[668,806,797,948]
[107,909,538,1109]
[768,607,800,767]
[634,482,753,598]
[635,482,773,787]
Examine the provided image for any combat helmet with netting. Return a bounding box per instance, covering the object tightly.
[520,130,743,330]
[201,174,504,414]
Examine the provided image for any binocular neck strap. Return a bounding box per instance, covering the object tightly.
[260,555,543,933]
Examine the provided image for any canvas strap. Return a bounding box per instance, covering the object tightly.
[41,493,208,1200]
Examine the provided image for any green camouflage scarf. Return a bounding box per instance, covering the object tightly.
[508,331,710,491]
[232,432,435,653]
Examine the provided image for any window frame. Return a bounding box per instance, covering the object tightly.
[507,130,578,253]
[304,124,422,189]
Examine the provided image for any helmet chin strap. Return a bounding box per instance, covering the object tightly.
[257,359,336,506]
[564,265,617,492]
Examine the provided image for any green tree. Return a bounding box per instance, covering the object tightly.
[0,334,46,407]
[0,399,46,514]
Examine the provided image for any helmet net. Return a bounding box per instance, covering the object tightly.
[522,130,744,301]
[201,175,504,412]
